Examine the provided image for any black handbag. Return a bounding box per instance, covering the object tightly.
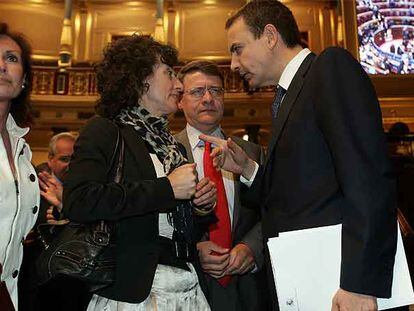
[36,127,124,292]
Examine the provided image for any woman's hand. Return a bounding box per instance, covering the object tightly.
[167,163,197,200]
[38,171,63,209]
[192,177,216,212]
[46,205,69,225]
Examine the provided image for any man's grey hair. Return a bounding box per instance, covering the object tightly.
[48,132,77,157]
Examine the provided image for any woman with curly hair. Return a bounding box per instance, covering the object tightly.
[0,23,39,310]
[63,34,215,310]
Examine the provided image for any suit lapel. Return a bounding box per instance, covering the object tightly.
[265,53,316,167]
[175,129,194,163]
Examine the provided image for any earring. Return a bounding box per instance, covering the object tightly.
[21,83,25,89]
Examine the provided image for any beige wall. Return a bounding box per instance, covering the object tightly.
[31,147,48,167]
[0,1,63,60]
[0,0,336,63]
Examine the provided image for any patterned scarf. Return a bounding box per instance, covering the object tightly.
[115,105,195,255]
[115,105,187,174]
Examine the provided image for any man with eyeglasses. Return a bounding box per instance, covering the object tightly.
[175,60,269,311]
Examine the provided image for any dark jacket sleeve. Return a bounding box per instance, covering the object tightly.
[63,116,175,223]
[312,47,397,297]
[233,138,266,269]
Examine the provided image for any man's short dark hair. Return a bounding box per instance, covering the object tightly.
[178,60,224,86]
[225,0,301,48]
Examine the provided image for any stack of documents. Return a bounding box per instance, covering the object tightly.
[267,224,414,310]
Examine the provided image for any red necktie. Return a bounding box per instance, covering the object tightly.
[203,141,232,287]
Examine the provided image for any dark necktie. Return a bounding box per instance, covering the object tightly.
[272,85,286,118]
[203,141,232,287]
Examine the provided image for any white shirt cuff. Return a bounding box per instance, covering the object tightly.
[240,161,259,187]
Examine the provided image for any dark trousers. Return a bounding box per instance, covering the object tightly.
[204,270,270,311]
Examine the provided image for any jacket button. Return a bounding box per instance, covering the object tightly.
[29,174,36,182]
[32,206,38,214]
[12,270,19,278]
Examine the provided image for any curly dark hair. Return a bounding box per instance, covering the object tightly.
[225,0,301,48]
[95,34,179,119]
[0,23,33,127]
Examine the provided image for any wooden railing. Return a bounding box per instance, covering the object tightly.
[30,64,275,96]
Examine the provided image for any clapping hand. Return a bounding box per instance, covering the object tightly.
[38,171,63,209]
[45,205,69,225]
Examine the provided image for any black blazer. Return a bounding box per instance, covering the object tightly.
[63,116,177,303]
[250,48,397,298]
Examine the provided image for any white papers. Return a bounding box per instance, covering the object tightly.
[267,223,414,310]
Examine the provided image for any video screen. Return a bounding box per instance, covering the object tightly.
[356,0,414,74]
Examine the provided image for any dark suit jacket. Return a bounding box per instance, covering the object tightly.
[250,47,397,298]
[175,129,268,310]
[63,116,177,303]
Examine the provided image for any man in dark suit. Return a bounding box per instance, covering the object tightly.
[201,1,397,310]
[175,60,268,310]
[36,132,76,224]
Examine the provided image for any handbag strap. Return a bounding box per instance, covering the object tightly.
[97,123,125,231]
[107,122,125,184]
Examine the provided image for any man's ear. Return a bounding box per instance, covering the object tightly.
[262,24,279,50]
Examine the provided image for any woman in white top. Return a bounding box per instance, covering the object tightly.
[0,23,40,310]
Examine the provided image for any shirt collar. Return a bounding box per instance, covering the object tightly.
[186,123,223,151]
[6,113,29,139]
[278,48,311,91]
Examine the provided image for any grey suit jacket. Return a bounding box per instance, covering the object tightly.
[175,128,265,268]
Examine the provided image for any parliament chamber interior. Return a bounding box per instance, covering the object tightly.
[1,0,414,309]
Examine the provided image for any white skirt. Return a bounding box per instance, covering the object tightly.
[87,263,210,311]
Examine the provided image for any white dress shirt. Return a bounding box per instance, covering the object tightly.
[150,154,174,239]
[186,124,236,226]
[247,48,312,184]
[278,48,311,101]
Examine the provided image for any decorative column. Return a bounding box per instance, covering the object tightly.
[154,0,165,43]
[166,0,177,47]
[55,0,72,95]
[59,0,73,69]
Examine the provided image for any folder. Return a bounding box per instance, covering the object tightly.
[267,223,414,310]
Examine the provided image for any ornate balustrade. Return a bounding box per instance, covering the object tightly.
[31,64,275,96]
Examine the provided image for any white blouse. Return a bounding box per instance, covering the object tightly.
[149,153,173,239]
[0,114,40,310]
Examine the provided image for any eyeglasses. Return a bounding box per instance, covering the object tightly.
[184,86,225,99]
